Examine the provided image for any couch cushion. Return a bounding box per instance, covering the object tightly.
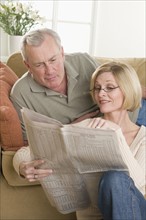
[95,57,146,87]
[0,63,24,150]
[6,52,27,78]
[2,150,40,186]
[1,175,77,220]
[0,61,18,86]
[0,104,24,150]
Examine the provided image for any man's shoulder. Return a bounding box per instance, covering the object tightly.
[65,52,98,67]
[11,72,30,92]
[65,52,93,61]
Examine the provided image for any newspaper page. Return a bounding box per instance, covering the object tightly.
[21,107,130,214]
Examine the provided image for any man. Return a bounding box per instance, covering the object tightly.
[12,28,100,179]
[11,28,100,143]
[12,28,145,219]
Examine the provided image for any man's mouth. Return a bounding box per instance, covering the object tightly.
[45,75,56,81]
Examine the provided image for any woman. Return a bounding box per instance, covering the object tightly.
[88,61,146,220]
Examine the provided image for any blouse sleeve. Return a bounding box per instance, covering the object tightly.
[118,126,146,196]
[13,146,32,175]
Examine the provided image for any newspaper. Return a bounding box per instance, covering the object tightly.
[21,107,130,214]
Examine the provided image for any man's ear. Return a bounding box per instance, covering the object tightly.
[61,46,65,61]
[24,60,30,70]
[23,61,33,75]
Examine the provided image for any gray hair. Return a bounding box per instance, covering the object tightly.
[20,28,61,61]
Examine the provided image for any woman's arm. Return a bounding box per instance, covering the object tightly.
[13,146,53,182]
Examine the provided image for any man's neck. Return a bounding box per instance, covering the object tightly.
[56,74,67,95]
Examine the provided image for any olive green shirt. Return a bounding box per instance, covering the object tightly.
[10,53,99,140]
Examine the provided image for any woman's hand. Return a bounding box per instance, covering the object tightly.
[19,159,53,182]
[87,117,120,130]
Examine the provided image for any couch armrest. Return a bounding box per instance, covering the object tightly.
[2,150,40,186]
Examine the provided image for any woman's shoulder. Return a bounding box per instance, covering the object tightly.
[139,125,146,134]
[134,125,146,145]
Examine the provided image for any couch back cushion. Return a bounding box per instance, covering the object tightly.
[7,52,27,78]
[95,57,146,87]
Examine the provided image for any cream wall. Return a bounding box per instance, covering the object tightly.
[1,1,145,59]
[0,28,9,59]
[94,0,145,57]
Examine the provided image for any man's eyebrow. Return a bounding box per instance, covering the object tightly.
[49,53,57,60]
[47,49,61,61]
[33,50,60,65]
[32,54,57,65]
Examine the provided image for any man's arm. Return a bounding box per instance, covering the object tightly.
[71,110,100,124]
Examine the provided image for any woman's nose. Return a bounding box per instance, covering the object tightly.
[97,89,107,96]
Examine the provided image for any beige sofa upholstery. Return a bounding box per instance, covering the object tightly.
[0,52,146,220]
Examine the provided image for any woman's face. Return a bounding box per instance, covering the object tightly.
[93,72,124,114]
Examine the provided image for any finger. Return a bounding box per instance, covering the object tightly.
[32,159,46,168]
[21,159,45,170]
[35,169,53,175]
[19,162,39,177]
[96,119,106,128]
[88,118,101,128]
[35,172,52,179]
[26,170,52,182]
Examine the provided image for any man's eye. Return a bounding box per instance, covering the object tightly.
[35,64,41,67]
[50,58,56,63]
[35,63,44,68]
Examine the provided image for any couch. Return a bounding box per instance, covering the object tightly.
[0,52,146,220]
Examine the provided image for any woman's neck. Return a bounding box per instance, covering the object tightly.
[103,110,140,146]
[103,110,137,133]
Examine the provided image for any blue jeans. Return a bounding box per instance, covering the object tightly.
[98,171,146,220]
[136,99,146,126]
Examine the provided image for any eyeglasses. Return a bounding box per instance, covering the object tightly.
[91,86,119,93]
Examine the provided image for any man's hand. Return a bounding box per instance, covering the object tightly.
[19,160,53,182]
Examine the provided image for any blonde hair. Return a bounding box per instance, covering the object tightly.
[90,61,142,111]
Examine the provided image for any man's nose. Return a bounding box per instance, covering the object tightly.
[45,62,53,72]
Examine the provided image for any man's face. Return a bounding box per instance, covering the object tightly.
[24,36,65,91]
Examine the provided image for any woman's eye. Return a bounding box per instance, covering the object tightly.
[106,87,115,91]
[94,87,101,91]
